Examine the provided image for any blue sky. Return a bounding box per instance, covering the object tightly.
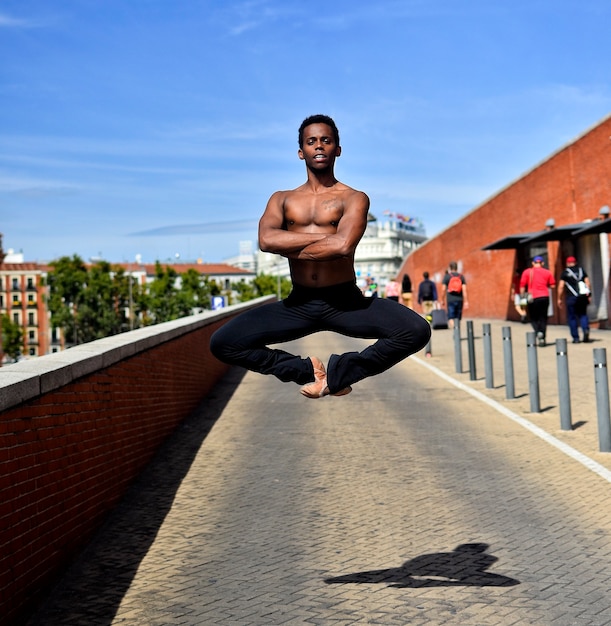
[1,0,610,265]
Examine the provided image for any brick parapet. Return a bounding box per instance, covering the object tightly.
[0,296,273,625]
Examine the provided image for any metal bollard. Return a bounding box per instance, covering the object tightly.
[555,338,572,431]
[526,331,541,413]
[424,334,432,358]
[502,326,515,400]
[483,323,493,388]
[466,321,477,381]
[593,348,611,452]
[454,324,462,373]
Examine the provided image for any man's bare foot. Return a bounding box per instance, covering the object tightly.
[300,356,352,399]
[300,356,328,398]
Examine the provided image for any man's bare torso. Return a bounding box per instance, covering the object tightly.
[280,182,367,287]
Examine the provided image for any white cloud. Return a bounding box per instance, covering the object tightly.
[222,0,303,36]
[0,172,80,196]
[0,12,41,28]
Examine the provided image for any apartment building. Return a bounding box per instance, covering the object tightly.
[0,252,55,360]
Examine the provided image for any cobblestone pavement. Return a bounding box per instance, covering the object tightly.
[27,323,611,625]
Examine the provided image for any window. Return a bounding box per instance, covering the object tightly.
[12,277,19,290]
[27,277,35,289]
[28,312,35,326]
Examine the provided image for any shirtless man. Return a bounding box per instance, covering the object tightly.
[210,114,431,398]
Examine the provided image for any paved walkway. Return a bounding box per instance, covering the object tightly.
[27,319,611,625]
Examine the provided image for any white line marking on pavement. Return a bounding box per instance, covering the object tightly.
[414,356,611,484]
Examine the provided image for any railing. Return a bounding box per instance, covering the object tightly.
[0,296,273,626]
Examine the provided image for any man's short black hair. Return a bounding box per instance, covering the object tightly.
[298,114,340,149]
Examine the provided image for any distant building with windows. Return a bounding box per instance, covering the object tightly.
[222,241,257,273]
[0,249,55,359]
[354,212,427,288]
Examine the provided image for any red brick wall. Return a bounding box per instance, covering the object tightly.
[399,115,611,321]
[0,315,237,625]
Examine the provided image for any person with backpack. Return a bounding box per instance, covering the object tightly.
[557,256,591,343]
[442,262,468,329]
[417,271,438,317]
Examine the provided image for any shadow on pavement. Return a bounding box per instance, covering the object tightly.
[27,367,246,626]
[324,542,520,588]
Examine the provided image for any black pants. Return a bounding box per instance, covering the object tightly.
[528,296,550,337]
[210,281,431,394]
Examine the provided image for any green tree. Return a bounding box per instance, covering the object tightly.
[47,255,89,346]
[231,273,292,303]
[83,261,131,342]
[45,256,246,347]
[175,268,214,315]
[1,314,23,362]
[233,279,257,302]
[47,255,129,345]
[256,273,292,299]
[147,262,182,323]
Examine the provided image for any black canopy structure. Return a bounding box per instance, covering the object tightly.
[481,232,541,250]
[481,222,607,251]
[571,219,611,237]
[517,223,585,244]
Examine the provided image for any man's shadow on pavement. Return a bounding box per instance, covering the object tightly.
[324,543,519,588]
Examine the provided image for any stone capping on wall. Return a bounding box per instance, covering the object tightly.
[0,295,275,413]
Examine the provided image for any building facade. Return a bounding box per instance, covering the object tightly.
[0,256,54,359]
[354,213,426,289]
[397,113,611,326]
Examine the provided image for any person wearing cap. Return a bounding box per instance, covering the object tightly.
[519,256,556,347]
[557,256,591,343]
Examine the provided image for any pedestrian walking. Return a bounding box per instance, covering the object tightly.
[520,256,555,347]
[401,273,413,308]
[557,255,591,343]
[442,262,468,329]
[417,271,438,319]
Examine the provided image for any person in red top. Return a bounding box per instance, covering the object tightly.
[519,256,556,346]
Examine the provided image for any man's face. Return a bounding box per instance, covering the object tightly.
[298,123,341,169]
